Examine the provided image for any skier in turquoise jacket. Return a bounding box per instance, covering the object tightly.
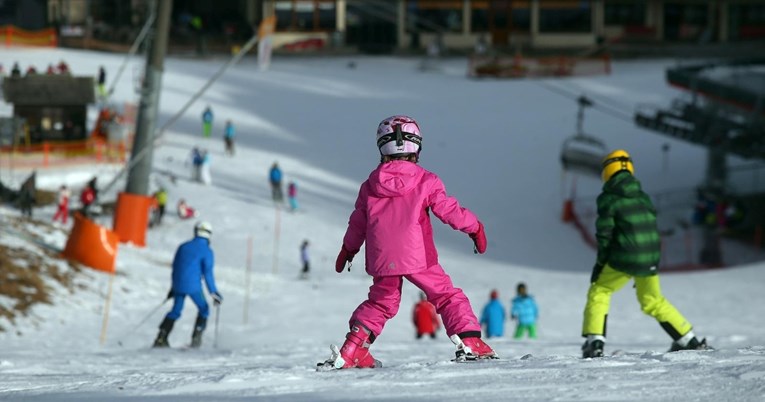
[510,282,538,339]
[480,290,506,338]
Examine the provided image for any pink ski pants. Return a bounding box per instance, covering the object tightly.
[349,264,480,339]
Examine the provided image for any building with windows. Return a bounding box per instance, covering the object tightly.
[263,0,765,52]
[4,1,761,52]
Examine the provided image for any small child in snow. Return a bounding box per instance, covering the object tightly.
[510,282,538,339]
[480,289,506,338]
[318,115,494,370]
[287,181,298,212]
[300,240,310,279]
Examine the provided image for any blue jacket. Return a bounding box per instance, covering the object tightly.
[269,167,282,184]
[480,299,505,337]
[224,123,235,139]
[171,237,218,295]
[202,109,213,123]
[511,295,538,325]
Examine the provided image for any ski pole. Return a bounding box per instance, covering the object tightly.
[214,304,221,349]
[116,297,170,346]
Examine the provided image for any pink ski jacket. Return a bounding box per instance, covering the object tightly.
[342,161,480,277]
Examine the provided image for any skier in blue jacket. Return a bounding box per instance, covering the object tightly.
[511,282,538,339]
[153,222,223,348]
[480,290,506,338]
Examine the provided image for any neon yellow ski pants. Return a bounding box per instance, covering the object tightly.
[582,264,692,339]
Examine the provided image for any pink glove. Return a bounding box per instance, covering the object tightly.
[469,221,487,254]
[335,245,357,273]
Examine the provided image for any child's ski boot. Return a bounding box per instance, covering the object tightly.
[451,334,498,361]
[317,324,382,371]
[582,335,605,358]
[669,332,711,352]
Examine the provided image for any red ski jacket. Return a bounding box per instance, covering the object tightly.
[413,300,439,334]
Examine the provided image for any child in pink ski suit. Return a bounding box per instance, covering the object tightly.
[321,115,493,370]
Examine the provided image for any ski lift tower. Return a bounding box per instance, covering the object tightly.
[635,59,765,266]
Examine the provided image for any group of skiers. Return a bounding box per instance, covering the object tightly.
[480,283,538,339]
[200,106,236,156]
[268,162,299,212]
[412,283,538,341]
[51,177,99,225]
[145,114,710,363]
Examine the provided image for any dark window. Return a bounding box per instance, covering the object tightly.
[728,4,765,41]
[604,2,645,26]
[470,1,530,33]
[539,0,592,33]
[407,0,463,33]
[275,0,336,32]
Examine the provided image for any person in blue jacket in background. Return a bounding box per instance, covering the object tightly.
[480,289,505,338]
[153,222,223,348]
[511,282,538,339]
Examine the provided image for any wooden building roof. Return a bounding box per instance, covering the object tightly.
[2,75,95,106]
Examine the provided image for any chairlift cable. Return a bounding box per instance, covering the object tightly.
[536,80,636,125]
[107,5,157,97]
[99,31,262,198]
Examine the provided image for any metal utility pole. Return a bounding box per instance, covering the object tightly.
[125,0,172,195]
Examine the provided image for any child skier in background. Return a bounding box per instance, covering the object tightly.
[318,115,494,370]
[287,181,298,212]
[480,289,505,338]
[510,282,538,339]
[300,240,310,279]
[412,292,440,339]
[52,185,70,224]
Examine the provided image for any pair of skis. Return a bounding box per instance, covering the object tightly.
[316,335,499,371]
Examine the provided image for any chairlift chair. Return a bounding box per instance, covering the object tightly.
[560,96,608,178]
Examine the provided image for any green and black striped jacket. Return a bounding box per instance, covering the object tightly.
[595,171,660,276]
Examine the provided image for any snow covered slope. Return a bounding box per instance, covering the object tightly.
[0,48,763,401]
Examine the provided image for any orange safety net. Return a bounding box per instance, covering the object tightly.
[0,25,57,47]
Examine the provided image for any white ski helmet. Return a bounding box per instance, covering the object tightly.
[376,115,422,156]
[194,221,213,239]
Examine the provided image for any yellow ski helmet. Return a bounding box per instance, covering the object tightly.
[601,149,634,182]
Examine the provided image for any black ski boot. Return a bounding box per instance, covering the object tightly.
[190,315,207,348]
[153,317,175,348]
[669,336,710,352]
[582,335,605,358]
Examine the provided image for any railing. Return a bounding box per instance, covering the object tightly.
[0,25,58,47]
[1,140,126,169]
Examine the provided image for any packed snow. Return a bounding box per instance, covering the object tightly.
[0,47,764,401]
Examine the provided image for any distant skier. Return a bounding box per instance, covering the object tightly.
[412,292,439,339]
[318,115,494,370]
[97,66,107,97]
[17,180,35,219]
[199,150,212,185]
[202,106,213,138]
[287,181,298,212]
[153,222,222,348]
[177,199,198,220]
[269,162,283,204]
[223,120,235,156]
[79,181,96,217]
[581,149,710,358]
[510,282,538,339]
[480,290,505,338]
[152,187,168,226]
[299,240,310,279]
[52,185,70,224]
[190,147,202,181]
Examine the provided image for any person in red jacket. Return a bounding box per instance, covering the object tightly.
[80,184,96,217]
[413,292,440,339]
